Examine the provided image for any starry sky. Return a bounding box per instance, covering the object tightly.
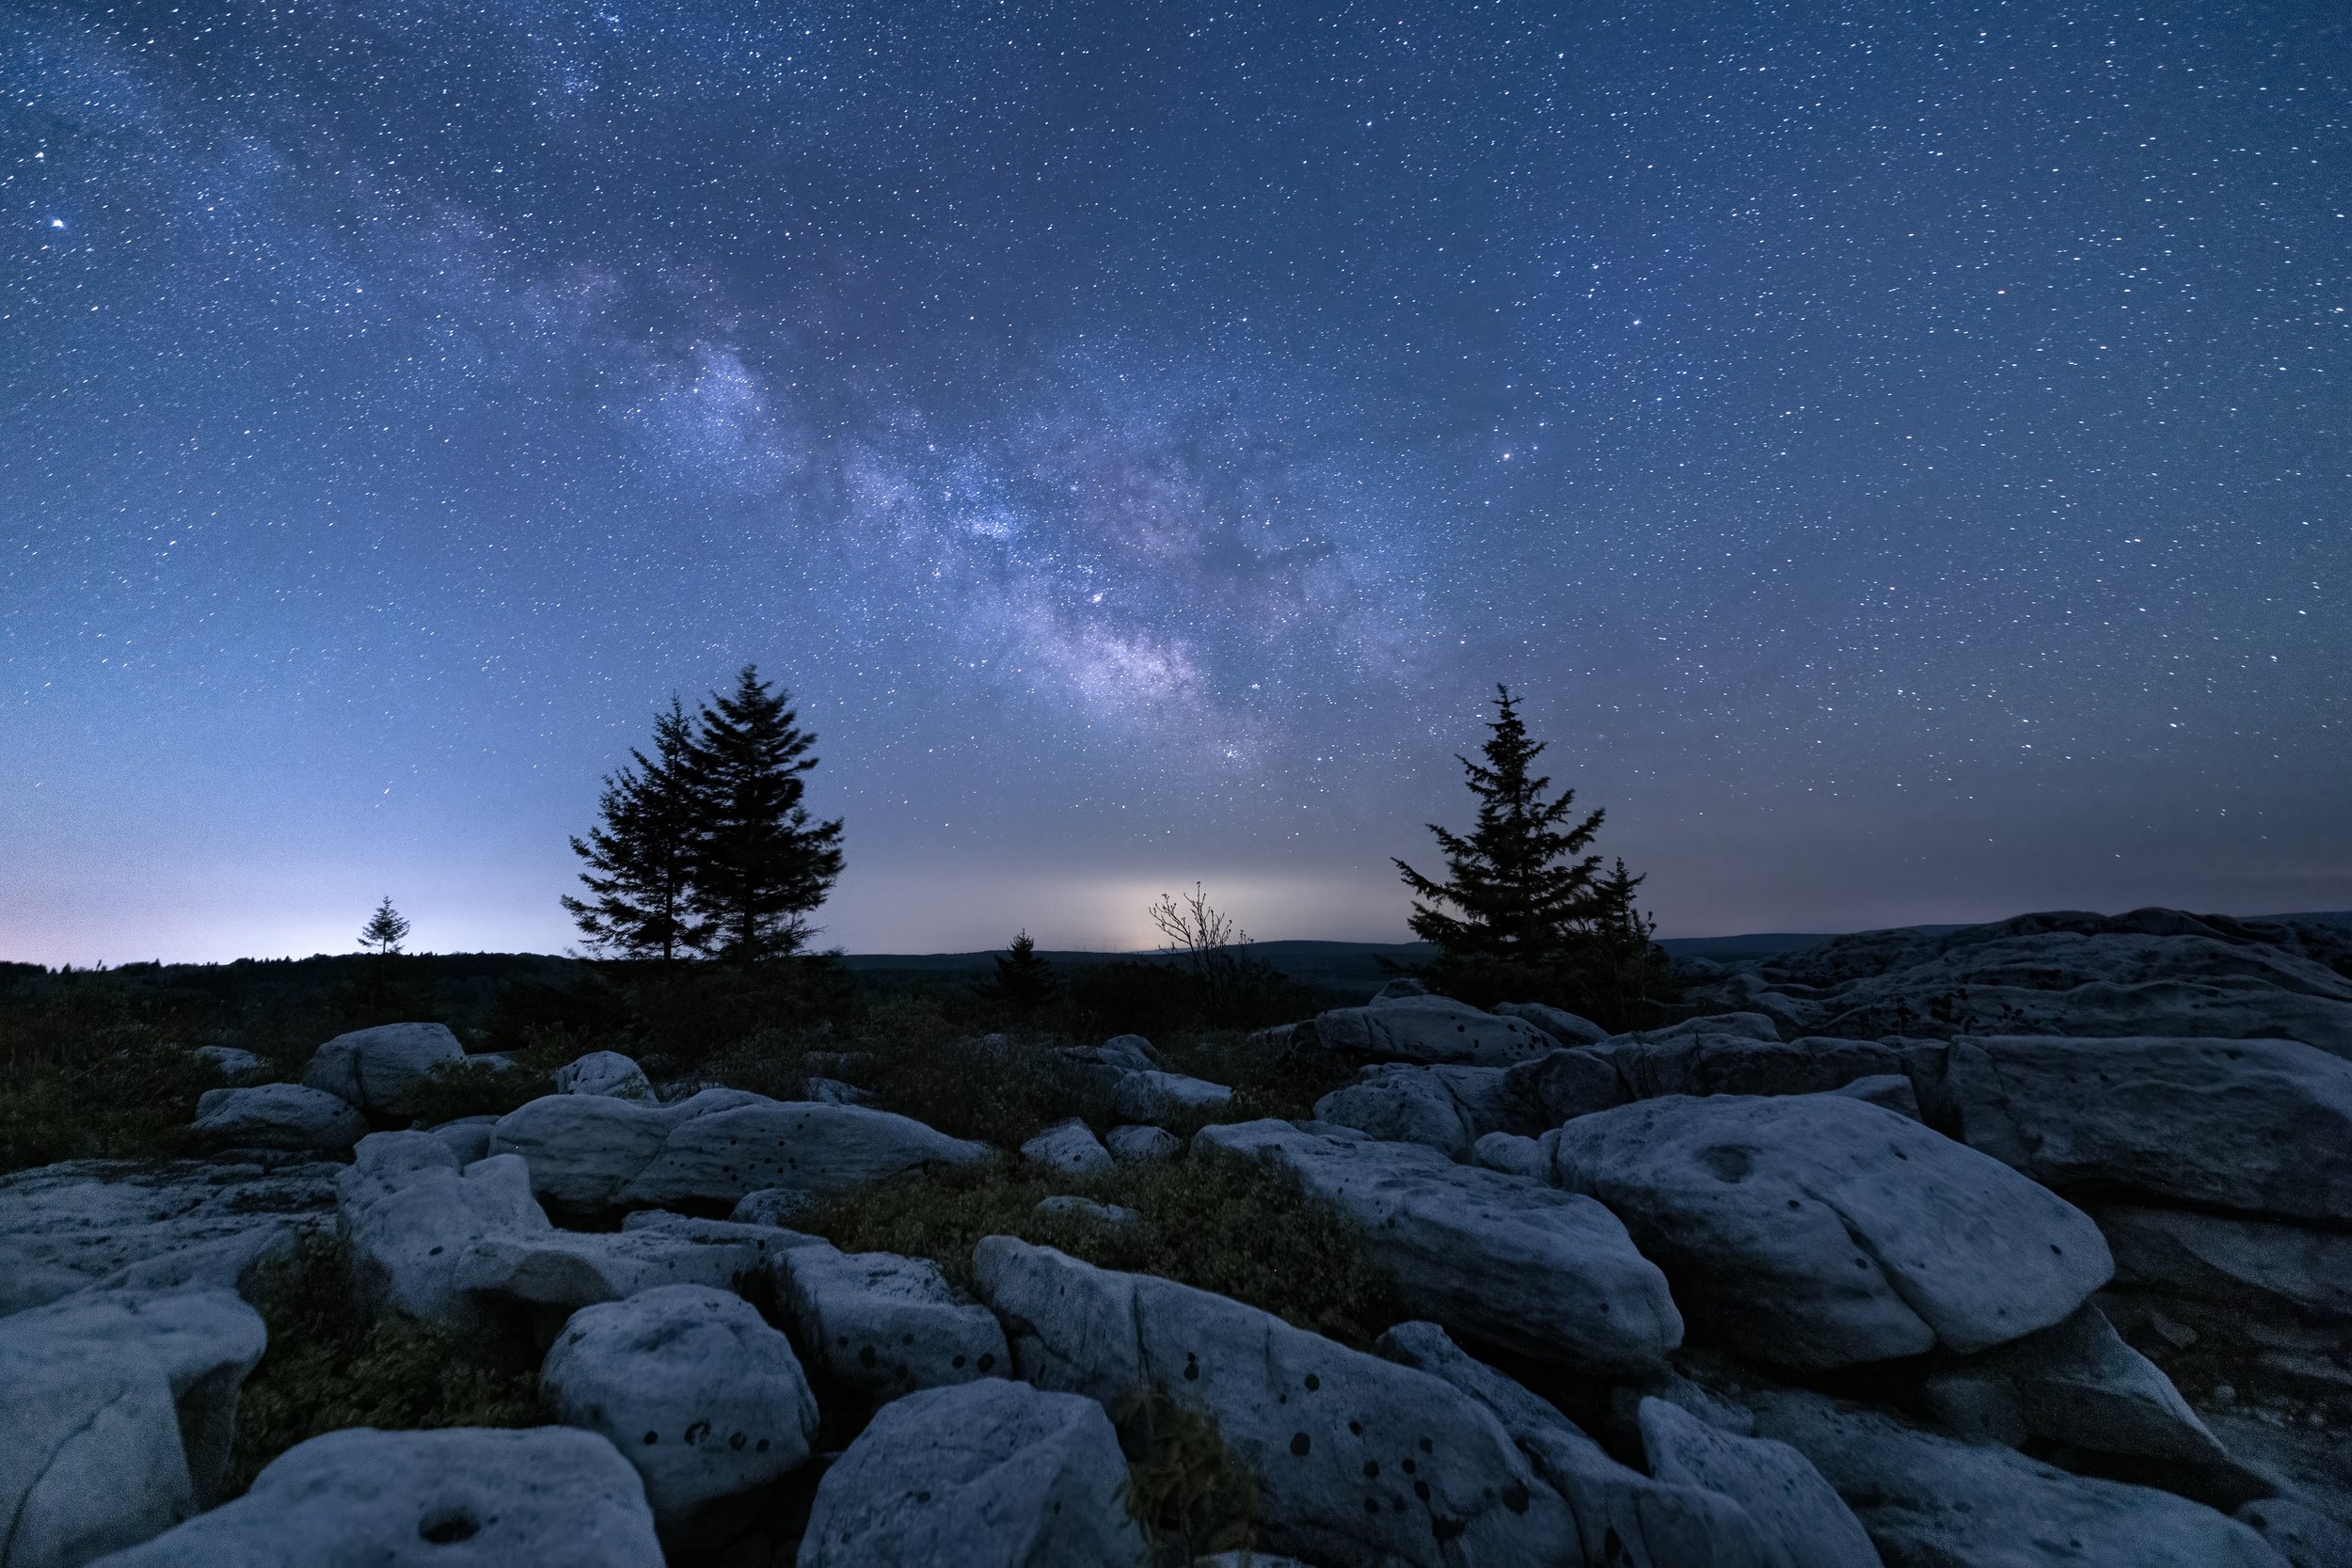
[4,0,2345,965]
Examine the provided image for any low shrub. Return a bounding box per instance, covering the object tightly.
[797,1151,1399,1351]
[1118,1390,1261,1560]
[391,1053,559,1126]
[855,1030,1075,1147]
[0,987,222,1174]
[226,1235,539,1497]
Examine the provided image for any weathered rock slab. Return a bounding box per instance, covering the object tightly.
[552,1051,656,1101]
[300,1022,468,1118]
[1312,992,1556,1068]
[1020,1117,1112,1177]
[1635,1395,1882,1568]
[192,1083,369,1154]
[774,1241,1008,1403]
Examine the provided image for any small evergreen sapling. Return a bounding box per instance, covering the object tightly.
[358,897,410,956]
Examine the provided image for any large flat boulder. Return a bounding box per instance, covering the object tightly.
[1491,1092,2112,1368]
[551,1051,656,1102]
[1312,1064,1531,1158]
[1940,1035,2352,1223]
[300,1022,468,1118]
[1375,1321,1778,1568]
[1311,993,1557,1068]
[86,1426,664,1567]
[489,1091,991,1212]
[337,1133,769,1323]
[1746,1386,2288,1568]
[192,1084,369,1155]
[797,1377,1147,1568]
[541,1285,818,1538]
[0,1159,337,1315]
[773,1241,1009,1404]
[971,1236,1576,1567]
[1196,1119,1680,1373]
[0,1289,267,1567]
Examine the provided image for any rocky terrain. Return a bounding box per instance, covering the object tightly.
[2,906,2347,1566]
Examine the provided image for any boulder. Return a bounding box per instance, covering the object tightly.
[1830,1073,1922,1119]
[191,1045,264,1078]
[0,1289,267,1566]
[972,1236,1576,1567]
[1922,1303,2267,1509]
[1495,1092,2112,1367]
[731,1187,820,1227]
[1312,1064,1529,1158]
[1111,1069,1234,1123]
[1035,1196,1139,1227]
[86,1425,665,1566]
[552,1051,656,1102]
[1505,1034,1924,1130]
[1020,1118,1112,1177]
[0,1159,337,1314]
[2094,1203,2352,1326]
[192,1083,369,1154]
[300,1022,468,1117]
[540,1285,818,1537]
[1099,1034,1164,1070]
[337,1133,770,1323]
[1746,1386,2289,1568]
[1635,1396,1882,1568]
[1495,1002,1610,1047]
[489,1090,992,1212]
[1941,1035,2352,1222]
[427,1116,499,1164]
[1312,992,1556,1068]
[797,1377,1148,1568]
[1375,1321,1775,1568]
[773,1241,1009,1403]
[1104,1124,1183,1164]
[2235,1498,2352,1568]
[801,1075,874,1105]
[1197,1119,1680,1373]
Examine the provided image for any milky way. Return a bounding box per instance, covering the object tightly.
[5,0,2345,962]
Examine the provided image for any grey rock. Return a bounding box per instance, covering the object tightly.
[299,1022,468,1117]
[552,1051,657,1101]
[2236,1498,2352,1568]
[2095,1202,2352,1325]
[1197,1119,1680,1373]
[190,1045,264,1078]
[87,1426,665,1567]
[1747,1386,2289,1568]
[490,1090,991,1212]
[1104,1124,1183,1164]
[1375,1320,1775,1568]
[1020,1117,1112,1177]
[731,1187,821,1227]
[1614,1012,1788,1045]
[0,1159,337,1315]
[972,1237,1575,1568]
[1312,1063,1529,1158]
[1099,1033,1164,1069]
[427,1116,500,1164]
[1496,1002,1610,1046]
[773,1241,1009,1402]
[1035,1195,1139,1227]
[1499,1092,2112,1367]
[0,1289,267,1566]
[801,1075,874,1106]
[541,1285,818,1534]
[1829,1073,1922,1119]
[797,1377,1148,1568]
[1111,1069,1234,1122]
[192,1083,369,1154]
[1312,992,1557,1068]
[1942,1035,2352,1222]
[1636,1396,1882,1568]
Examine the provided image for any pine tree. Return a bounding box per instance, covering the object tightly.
[562,698,704,960]
[977,929,1058,1011]
[685,665,845,961]
[1395,686,1605,968]
[358,897,410,956]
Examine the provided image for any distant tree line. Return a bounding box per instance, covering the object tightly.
[564,665,844,963]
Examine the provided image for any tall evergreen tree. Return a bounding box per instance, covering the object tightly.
[685,665,844,961]
[562,698,703,960]
[977,929,1058,1011]
[1394,686,1606,967]
[358,896,410,956]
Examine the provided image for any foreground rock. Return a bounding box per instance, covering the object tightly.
[1054,1038,1233,1124]
[1019,1117,1112,1177]
[1198,1119,1680,1373]
[798,1377,1147,1568]
[1746,1386,2288,1568]
[973,1236,1575,1567]
[88,1426,665,1567]
[490,1090,993,1212]
[1487,1092,2112,1367]
[541,1285,818,1540]
[552,1051,656,1101]
[1375,1321,1778,1568]
[1312,1064,1530,1158]
[1940,1034,2352,1223]
[1104,1124,1183,1164]
[0,1289,267,1566]
[338,1132,771,1323]
[0,1159,337,1314]
[773,1240,1009,1405]
[1634,1396,1882,1568]
[300,1022,469,1118]
[192,1083,369,1154]
[1310,990,1557,1068]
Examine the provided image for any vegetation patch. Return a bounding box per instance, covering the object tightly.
[0,987,221,1176]
[797,1151,1400,1351]
[227,1235,540,1497]
[1118,1389,1262,1562]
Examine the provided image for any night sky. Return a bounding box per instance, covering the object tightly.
[5,1,2345,965]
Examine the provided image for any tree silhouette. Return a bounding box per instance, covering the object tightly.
[977,929,1059,1011]
[358,897,411,956]
[563,698,704,960]
[685,665,845,961]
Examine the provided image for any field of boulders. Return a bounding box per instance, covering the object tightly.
[3,906,2348,1567]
